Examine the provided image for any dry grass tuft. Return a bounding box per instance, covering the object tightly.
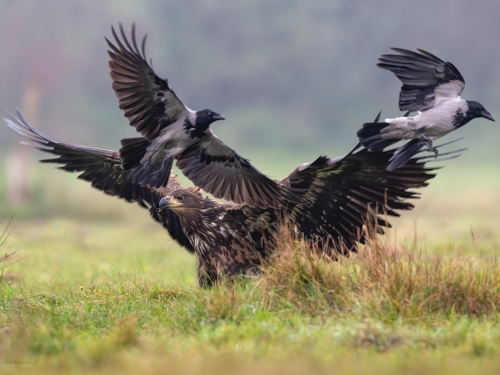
[257,223,500,319]
[0,217,26,280]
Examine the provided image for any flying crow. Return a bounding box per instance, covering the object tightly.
[106,24,294,209]
[5,109,448,287]
[357,48,494,171]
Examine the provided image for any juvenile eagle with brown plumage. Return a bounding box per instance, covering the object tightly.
[157,149,437,286]
[5,110,451,287]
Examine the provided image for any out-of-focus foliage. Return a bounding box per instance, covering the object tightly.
[1,0,499,163]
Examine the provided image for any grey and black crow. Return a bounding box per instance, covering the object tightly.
[357,48,495,171]
[6,109,444,287]
[106,24,293,209]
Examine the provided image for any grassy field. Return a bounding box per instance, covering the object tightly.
[0,161,500,374]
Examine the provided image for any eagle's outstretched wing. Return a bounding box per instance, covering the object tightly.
[283,146,436,253]
[4,109,194,253]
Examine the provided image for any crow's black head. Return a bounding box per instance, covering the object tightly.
[465,101,495,123]
[195,109,225,131]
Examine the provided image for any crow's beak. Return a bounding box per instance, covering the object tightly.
[212,113,225,121]
[481,108,495,122]
[159,196,170,210]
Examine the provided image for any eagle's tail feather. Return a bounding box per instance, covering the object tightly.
[357,122,397,151]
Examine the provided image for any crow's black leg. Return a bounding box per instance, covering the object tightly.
[417,128,438,157]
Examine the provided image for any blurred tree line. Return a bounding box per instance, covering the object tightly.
[1,0,499,162]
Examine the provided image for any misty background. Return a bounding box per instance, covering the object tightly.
[0,0,499,224]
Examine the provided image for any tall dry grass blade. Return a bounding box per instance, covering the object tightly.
[0,218,27,279]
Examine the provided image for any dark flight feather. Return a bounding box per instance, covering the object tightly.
[106,24,187,140]
[377,47,465,113]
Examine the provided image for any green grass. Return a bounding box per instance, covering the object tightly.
[1,215,500,375]
[0,161,500,374]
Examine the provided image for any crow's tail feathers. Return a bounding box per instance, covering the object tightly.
[129,158,173,188]
[120,137,173,188]
[357,122,398,151]
[120,137,151,171]
[386,139,425,171]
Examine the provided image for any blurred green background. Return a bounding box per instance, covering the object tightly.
[0,0,499,242]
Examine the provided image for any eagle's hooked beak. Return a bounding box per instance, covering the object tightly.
[159,196,170,210]
[159,196,182,211]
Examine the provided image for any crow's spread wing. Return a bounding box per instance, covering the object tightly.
[283,146,436,253]
[378,48,465,112]
[4,109,194,253]
[176,131,294,209]
[106,23,188,140]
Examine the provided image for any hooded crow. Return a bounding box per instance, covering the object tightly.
[106,24,293,209]
[357,48,495,171]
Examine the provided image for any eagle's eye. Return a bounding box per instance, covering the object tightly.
[176,195,184,201]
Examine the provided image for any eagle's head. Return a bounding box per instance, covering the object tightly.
[159,188,224,236]
[159,189,203,215]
